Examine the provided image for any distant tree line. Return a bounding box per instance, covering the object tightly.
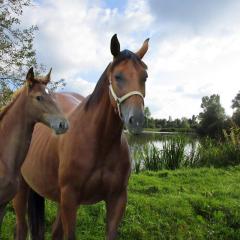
[144,92,240,139]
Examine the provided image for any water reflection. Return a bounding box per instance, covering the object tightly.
[126,131,197,147]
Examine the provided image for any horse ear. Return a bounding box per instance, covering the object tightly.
[44,68,52,84]
[135,38,150,59]
[26,67,35,88]
[110,34,120,58]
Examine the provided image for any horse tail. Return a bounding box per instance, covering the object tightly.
[27,188,45,240]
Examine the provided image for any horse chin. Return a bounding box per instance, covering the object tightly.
[125,124,143,135]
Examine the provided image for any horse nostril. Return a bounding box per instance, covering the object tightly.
[59,122,65,129]
[129,116,134,125]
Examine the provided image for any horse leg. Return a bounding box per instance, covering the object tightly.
[0,202,7,236]
[0,178,17,234]
[13,178,29,240]
[60,186,78,240]
[106,190,127,240]
[52,207,63,240]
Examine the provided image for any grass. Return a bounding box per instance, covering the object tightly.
[162,136,186,170]
[132,131,240,172]
[189,137,240,168]
[2,166,240,239]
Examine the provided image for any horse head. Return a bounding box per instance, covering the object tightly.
[108,34,149,134]
[25,67,69,134]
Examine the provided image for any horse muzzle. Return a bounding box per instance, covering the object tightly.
[121,105,144,135]
[43,114,69,135]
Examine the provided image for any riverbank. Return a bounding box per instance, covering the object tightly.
[2,166,240,239]
[144,128,196,133]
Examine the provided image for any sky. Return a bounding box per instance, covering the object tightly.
[21,0,240,119]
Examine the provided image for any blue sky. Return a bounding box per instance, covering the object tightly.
[22,0,240,118]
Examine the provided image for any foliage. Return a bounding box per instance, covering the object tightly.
[161,136,186,170]
[198,94,226,138]
[185,135,240,168]
[232,91,240,110]
[0,0,38,88]
[0,0,65,109]
[232,110,240,127]
[132,136,188,171]
[223,125,240,148]
[231,91,240,126]
[140,143,162,171]
[131,132,240,172]
[2,167,240,239]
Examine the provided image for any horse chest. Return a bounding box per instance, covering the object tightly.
[79,166,128,204]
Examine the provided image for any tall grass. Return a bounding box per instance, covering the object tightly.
[161,136,186,170]
[132,127,240,172]
[141,143,162,171]
[195,137,240,167]
[132,136,187,172]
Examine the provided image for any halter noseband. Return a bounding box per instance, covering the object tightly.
[109,77,144,119]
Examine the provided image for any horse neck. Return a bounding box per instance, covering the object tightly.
[0,88,35,175]
[84,69,123,144]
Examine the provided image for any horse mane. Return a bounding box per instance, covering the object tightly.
[85,64,110,110]
[85,50,147,110]
[0,86,25,122]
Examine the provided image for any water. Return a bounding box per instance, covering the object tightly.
[125,131,199,169]
[126,131,197,148]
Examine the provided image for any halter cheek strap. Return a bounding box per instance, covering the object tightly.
[109,79,144,119]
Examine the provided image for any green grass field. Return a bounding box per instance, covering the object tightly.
[2,166,240,239]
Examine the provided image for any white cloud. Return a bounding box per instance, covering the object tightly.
[147,32,240,118]
[62,77,95,97]
[21,0,240,119]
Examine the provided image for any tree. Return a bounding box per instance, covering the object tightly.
[198,94,226,138]
[232,91,240,126]
[232,91,240,109]
[0,1,38,85]
[180,117,190,129]
[0,0,65,109]
[144,106,151,128]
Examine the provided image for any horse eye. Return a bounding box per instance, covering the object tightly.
[115,74,122,81]
[36,96,44,101]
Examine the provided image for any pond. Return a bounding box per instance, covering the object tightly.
[126,131,197,147]
[125,131,199,171]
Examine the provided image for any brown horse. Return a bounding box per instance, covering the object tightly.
[0,68,69,228]
[13,34,149,240]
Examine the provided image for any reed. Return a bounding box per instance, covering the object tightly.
[141,143,162,171]
[161,136,186,170]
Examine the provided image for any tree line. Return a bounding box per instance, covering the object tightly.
[144,93,240,138]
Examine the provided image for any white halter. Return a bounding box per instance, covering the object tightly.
[109,77,144,119]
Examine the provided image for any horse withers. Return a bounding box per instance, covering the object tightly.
[13,34,149,240]
[0,68,69,228]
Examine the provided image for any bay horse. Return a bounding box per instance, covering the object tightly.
[0,68,69,228]
[13,34,149,240]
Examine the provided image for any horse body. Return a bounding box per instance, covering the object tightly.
[0,68,69,232]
